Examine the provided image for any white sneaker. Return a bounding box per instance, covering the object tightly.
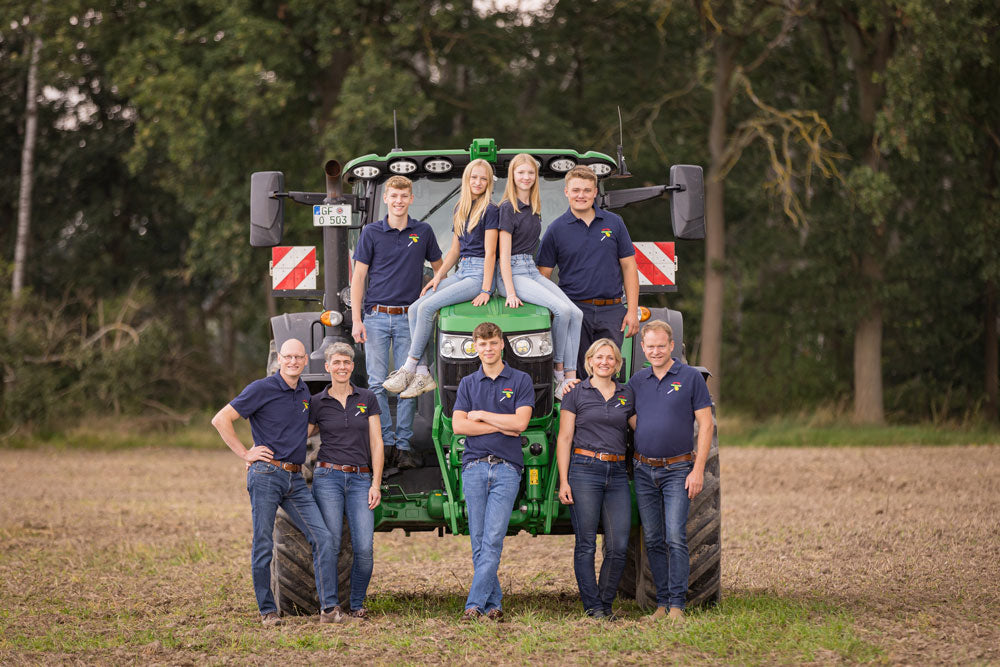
[554,378,578,401]
[382,368,415,394]
[399,373,437,399]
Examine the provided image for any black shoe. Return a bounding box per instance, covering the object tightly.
[585,608,608,619]
[397,449,422,470]
[383,445,398,469]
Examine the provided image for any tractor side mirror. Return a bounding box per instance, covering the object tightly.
[669,165,705,240]
[250,171,285,247]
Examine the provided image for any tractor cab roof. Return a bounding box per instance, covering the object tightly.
[343,138,616,185]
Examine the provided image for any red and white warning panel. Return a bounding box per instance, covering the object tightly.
[271,246,317,290]
[633,242,677,292]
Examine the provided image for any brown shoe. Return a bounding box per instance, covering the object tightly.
[460,607,483,622]
[261,612,283,627]
[668,607,686,623]
[320,606,347,624]
[348,607,369,620]
[485,608,504,623]
[643,606,668,622]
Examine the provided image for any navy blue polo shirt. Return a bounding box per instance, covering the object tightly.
[354,215,443,310]
[559,379,634,456]
[498,199,541,256]
[230,373,312,464]
[536,206,635,300]
[309,385,381,468]
[627,360,713,459]
[453,362,534,469]
[458,203,500,258]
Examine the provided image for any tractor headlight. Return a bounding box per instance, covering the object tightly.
[509,332,552,358]
[424,158,453,174]
[588,163,613,176]
[388,159,417,174]
[549,157,576,173]
[351,165,380,179]
[440,333,477,359]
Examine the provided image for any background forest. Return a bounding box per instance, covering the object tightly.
[2,0,998,433]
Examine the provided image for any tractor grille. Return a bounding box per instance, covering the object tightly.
[438,333,552,418]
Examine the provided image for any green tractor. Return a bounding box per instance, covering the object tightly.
[248,138,720,615]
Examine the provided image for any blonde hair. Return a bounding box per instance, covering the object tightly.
[384,175,413,192]
[640,320,674,342]
[502,153,541,216]
[583,338,623,376]
[453,159,495,236]
[564,165,597,186]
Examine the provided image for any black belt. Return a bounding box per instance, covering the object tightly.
[472,455,509,465]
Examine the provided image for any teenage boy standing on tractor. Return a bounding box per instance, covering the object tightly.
[452,322,534,622]
[537,166,640,379]
[350,175,443,470]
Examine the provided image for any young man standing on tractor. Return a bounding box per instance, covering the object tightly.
[210,338,341,626]
[628,320,714,623]
[536,165,640,379]
[452,322,534,622]
[351,175,443,470]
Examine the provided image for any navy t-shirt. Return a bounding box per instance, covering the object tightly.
[309,385,382,468]
[559,379,634,456]
[627,360,713,459]
[354,215,443,310]
[453,362,535,469]
[230,373,312,464]
[498,199,541,257]
[536,206,635,300]
[457,203,500,258]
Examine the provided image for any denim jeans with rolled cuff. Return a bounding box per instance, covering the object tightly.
[363,308,415,451]
[633,459,693,609]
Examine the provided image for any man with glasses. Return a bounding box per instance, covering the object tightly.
[211,338,342,626]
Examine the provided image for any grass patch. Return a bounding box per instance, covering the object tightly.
[720,412,1000,447]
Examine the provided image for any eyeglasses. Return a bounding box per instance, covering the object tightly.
[282,354,307,361]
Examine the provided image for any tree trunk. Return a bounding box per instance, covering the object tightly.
[699,40,734,400]
[853,254,885,423]
[11,33,42,303]
[986,279,998,422]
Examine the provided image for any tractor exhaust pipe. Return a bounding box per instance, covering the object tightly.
[322,159,348,317]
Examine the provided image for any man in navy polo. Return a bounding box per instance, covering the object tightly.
[350,175,443,470]
[211,338,340,626]
[452,321,534,622]
[537,165,639,379]
[627,320,713,623]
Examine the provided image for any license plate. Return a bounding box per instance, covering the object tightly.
[312,204,352,226]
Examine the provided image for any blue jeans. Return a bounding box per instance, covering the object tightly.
[497,254,583,370]
[311,467,375,610]
[407,256,488,364]
[363,309,415,451]
[246,461,338,615]
[573,301,626,380]
[461,458,522,612]
[567,453,631,614]
[633,459,693,609]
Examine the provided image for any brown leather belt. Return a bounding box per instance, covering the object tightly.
[266,460,302,473]
[317,462,371,473]
[372,305,408,315]
[578,297,622,306]
[633,452,693,467]
[573,448,626,462]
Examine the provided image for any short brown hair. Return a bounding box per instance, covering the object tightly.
[472,321,503,341]
[583,338,622,375]
[640,319,674,342]
[324,342,355,362]
[564,165,597,186]
[384,175,413,192]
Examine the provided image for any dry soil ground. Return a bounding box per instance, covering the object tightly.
[1,445,998,664]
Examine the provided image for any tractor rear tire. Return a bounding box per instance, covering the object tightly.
[625,407,721,610]
[270,435,352,616]
[271,510,353,616]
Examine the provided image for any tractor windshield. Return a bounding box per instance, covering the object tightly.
[369,175,571,252]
